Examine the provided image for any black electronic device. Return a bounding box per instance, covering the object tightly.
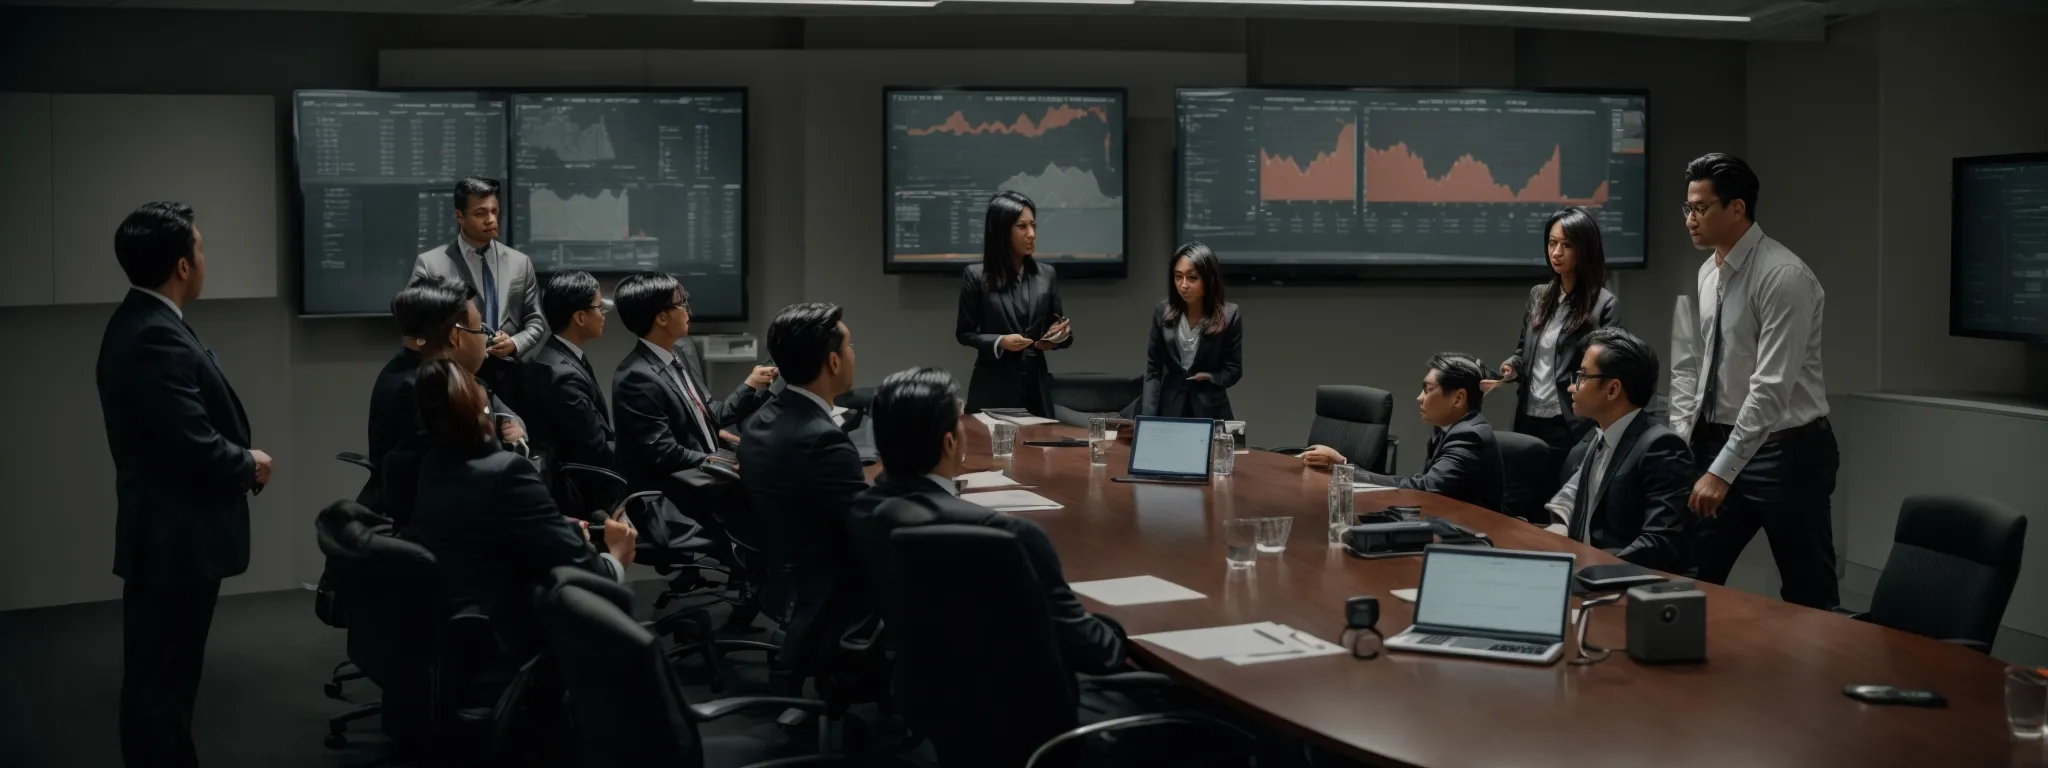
[1343,520,1436,557]
[1024,438,1090,448]
[1950,152,2048,343]
[1576,563,1666,590]
[1843,685,1947,708]
[1342,596,1383,660]
[1624,580,1706,663]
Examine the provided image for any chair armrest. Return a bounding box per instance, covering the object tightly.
[334,452,374,472]
[561,463,628,487]
[1830,607,1871,622]
[740,757,869,768]
[1380,435,1401,475]
[690,696,832,722]
[1025,711,1257,768]
[1265,446,1308,456]
[1943,638,1992,654]
[1078,671,1177,693]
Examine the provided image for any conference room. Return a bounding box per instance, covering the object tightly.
[4,0,2048,766]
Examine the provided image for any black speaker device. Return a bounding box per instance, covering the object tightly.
[1343,521,1435,556]
[1625,580,1706,663]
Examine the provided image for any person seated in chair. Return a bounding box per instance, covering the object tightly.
[404,357,636,655]
[736,302,869,676]
[610,271,774,487]
[849,366,1128,676]
[1542,328,1694,573]
[1304,353,1505,513]
[523,270,616,514]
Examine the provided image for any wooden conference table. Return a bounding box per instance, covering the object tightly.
[909,419,2038,767]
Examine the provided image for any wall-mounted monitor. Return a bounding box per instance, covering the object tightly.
[293,89,508,316]
[884,87,1127,277]
[1175,87,1648,280]
[509,90,748,321]
[1951,152,2048,343]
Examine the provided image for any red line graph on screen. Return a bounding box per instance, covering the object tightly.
[905,105,1111,137]
[1259,122,1356,202]
[1365,143,1609,205]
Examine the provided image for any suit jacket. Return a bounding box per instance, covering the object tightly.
[612,341,769,488]
[1141,301,1243,420]
[404,443,619,655]
[848,473,1125,676]
[366,347,520,521]
[1562,415,1694,573]
[411,240,547,361]
[1505,285,1619,434]
[1360,411,1505,513]
[522,337,615,472]
[735,388,871,674]
[674,338,771,432]
[955,261,1071,416]
[97,289,257,585]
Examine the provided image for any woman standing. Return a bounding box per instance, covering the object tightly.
[1491,206,1619,469]
[1143,242,1243,420]
[955,191,1073,416]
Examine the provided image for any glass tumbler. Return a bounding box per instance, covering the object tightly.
[1224,519,1259,569]
[1327,463,1356,544]
[991,422,1017,459]
[1088,417,1109,466]
[2006,665,2047,739]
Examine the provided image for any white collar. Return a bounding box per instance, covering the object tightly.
[788,385,833,416]
[1598,408,1642,450]
[134,286,183,319]
[925,473,961,497]
[554,335,585,360]
[639,338,677,367]
[460,237,492,259]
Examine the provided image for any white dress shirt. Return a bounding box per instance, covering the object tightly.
[639,339,718,449]
[1525,297,1568,418]
[786,384,846,428]
[1173,316,1201,371]
[926,473,962,498]
[1544,408,1641,540]
[1666,223,1829,482]
[134,286,183,319]
[554,335,585,361]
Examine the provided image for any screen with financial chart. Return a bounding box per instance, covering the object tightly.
[1176,88,1648,279]
[884,88,1127,276]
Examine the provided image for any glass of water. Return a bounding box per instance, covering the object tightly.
[2006,665,2047,738]
[1225,420,1247,453]
[1255,516,1293,553]
[991,422,1017,459]
[1211,423,1236,476]
[1327,463,1356,544]
[1224,519,1259,569]
[1088,417,1109,466]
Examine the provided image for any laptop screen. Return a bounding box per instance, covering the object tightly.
[1414,548,1573,640]
[1129,417,1213,477]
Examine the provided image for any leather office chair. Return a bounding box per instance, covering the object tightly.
[1496,431,1556,525]
[320,453,378,702]
[1270,385,1400,475]
[835,386,875,433]
[888,524,1255,768]
[314,500,441,751]
[535,567,861,768]
[1839,494,2027,653]
[1048,372,1142,427]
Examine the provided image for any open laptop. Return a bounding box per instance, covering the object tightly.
[1113,416,1214,485]
[1385,545,1576,665]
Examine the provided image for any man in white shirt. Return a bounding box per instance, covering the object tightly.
[1667,153,1839,609]
[1543,328,1693,573]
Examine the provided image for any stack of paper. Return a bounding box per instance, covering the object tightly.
[1353,482,1399,493]
[972,412,1004,428]
[992,413,1059,426]
[1069,575,1206,606]
[961,489,1062,512]
[1131,622,1347,666]
[957,470,1020,490]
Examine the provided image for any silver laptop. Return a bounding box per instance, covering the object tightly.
[1386,545,1576,665]
[1113,416,1214,484]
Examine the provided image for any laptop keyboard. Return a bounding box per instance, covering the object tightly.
[1417,635,1550,656]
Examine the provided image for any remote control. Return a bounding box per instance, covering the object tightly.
[1842,685,1947,707]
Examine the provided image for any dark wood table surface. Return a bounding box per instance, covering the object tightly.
[900,419,2042,767]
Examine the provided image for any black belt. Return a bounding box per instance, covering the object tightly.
[1697,416,1830,445]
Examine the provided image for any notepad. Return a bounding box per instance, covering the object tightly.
[973,412,1003,428]
[1069,575,1206,606]
[1133,622,1343,663]
[992,414,1059,426]
[1225,626,1350,666]
[956,470,1020,490]
[961,489,1062,512]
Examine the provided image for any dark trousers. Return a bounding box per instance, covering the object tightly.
[1692,421,1841,609]
[121,578,222,768]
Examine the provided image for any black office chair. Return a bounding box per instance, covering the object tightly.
[835,386,875,433]
[1496,430,1556,525]
[889,524,1256,767]
[1270,385,1400,475]
[535,566,862,768]
[314,500,441,752]
[319,453,380,702]
[1048,372,1142,427]
[1838,494,2027,653]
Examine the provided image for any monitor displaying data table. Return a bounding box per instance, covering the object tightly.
[293,90,508,316]
[1951,152,2048,343]
[885,88,1127,276]
[510,91,748,321]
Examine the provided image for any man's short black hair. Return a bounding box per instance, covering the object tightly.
[391,274,474,339]
[614,272,683,338]
[871,367,961,477]
[1429,352,1487,412]
[453,176,500,211]
[766,302,846,387]
[1586,327,1660,408]
[540,270,600,333]
[114,201,197,288]
[1684,153,1759,221]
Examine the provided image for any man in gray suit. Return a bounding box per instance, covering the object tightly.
[412,176,548,398]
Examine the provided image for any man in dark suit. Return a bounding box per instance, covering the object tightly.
[1312,353,1506,513]
[410,176,547,404]
[97,202,275,768]
[736,303,868,675]
[1543,328,1695,573]
[610,272,774,489]
[848,366,1126,676]
[522,270,615,511]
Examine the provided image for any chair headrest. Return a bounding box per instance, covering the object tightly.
[1315,385,1394,424]
[1495,430,1550,456]
[315,500,431,564]
[544,565,635,614]
[1897,494,2027,564]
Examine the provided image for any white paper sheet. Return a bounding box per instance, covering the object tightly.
[1391,588,1419,602]
[1352,483,1399,493]
[956,470,1020,490]
[960,489,1062,512]
[1069,575,1207,606]
[973,412,1003,428]
[1225,626,1351,666]
[993,414,1059,426]
[1134,622,1328,661]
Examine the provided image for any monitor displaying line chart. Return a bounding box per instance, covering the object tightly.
[885,88,1126,275]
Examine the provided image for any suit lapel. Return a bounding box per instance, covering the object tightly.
[1591,416,1648,530]
[443,241,506,330]
[137,293,251,445]
[553,338,609,425]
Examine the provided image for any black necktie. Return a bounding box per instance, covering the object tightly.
[1698,275,1728,428]
[1568,438,1605,544]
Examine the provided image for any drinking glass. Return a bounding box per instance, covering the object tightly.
[1327,464,1356,544]
[1088,417,1109,466]
[1211,424,1236,476]
[1224,519,1259,569]
[1225,420,1248,453]
[991,422,1017,459]
[1255,516,1293,553]
[2006,665,2047,739]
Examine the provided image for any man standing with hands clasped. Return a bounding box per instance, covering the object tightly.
[98,202,274,767]
[1668,153,1839,610]
[413,176,548,402]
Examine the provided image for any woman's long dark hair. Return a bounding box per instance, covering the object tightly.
[1532,206,1607,336]
[978,191,1036,293]
[415,357,493,451]
[1162,241,1228,335]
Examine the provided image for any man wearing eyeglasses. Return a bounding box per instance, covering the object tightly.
[1668,153,1837,609]
[1543,328,1693,573]
[524,270,617,503]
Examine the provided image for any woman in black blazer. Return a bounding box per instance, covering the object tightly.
[1143,242,1243,420]
[955,191,1073,416]
[1490,206,1619,471]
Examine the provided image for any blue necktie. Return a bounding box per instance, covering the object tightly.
[477,246,499,332]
